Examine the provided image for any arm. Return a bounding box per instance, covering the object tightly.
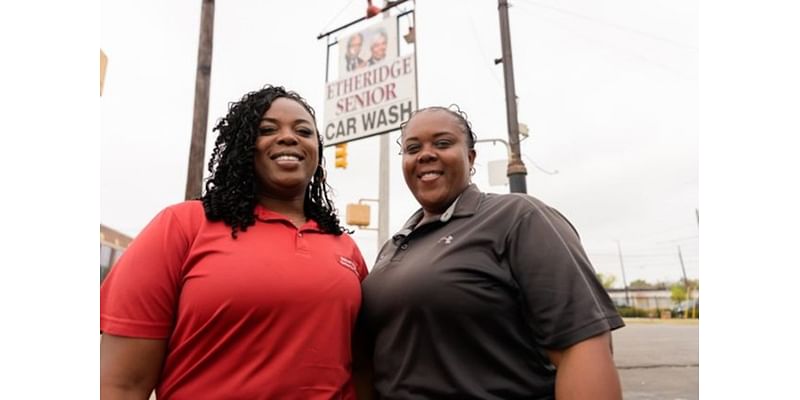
[351,309,376,400]
[547,332,622,400]
[351,335,375,400]
[100,334,167,400]
[349,243,375,400]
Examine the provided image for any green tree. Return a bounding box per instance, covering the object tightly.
[629,279,655,289]
[596,273,617,289]
[671,283,688,303]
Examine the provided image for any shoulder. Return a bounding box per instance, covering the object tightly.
[479,191,554,216]
[480,192,579,234]
[162,199,204,214]
[144,200,207,236]
[158,200,206,222]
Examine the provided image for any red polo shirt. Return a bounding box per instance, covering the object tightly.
[101,201,367,399]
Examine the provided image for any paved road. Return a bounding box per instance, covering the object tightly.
[614,319,699,400]
[141,318,698,399]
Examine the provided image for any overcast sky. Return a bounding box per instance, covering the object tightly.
[101,0,698,286]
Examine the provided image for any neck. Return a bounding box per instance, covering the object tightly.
[417,212,440,228]
[258,195,307,226]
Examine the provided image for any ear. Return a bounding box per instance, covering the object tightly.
[468,148,476,166]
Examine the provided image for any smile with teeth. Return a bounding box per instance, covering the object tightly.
[272,153,303,162]
[419,171,443,182]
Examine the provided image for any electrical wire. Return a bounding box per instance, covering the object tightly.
[318,0,360,36]
[512,0,697,51]
[509,1,696,80]
[463,5,505,87]
[522,153,558,175]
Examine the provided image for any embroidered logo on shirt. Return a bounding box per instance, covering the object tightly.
[438,235,454,245]
[338,256,359,277]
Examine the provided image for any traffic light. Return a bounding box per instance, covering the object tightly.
[335,143,348,169]
[100,49,108,96]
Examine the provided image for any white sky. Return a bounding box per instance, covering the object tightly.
[101,0,698,286]
[4,1,800,397]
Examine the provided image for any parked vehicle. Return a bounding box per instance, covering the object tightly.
[672,299,699,317]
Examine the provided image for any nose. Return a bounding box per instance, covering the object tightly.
[417,145,437,163]
[276,128,299,145]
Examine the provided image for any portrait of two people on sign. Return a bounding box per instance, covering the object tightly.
[340,22,394,75]
[325,17,416,143]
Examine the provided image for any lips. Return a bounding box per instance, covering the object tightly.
[418,170,443,182]
[270,152,304,161]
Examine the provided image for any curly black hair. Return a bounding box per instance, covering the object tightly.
[201,85,346,238]
[397,105,478,152]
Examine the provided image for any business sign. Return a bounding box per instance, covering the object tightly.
[323,17,416,146]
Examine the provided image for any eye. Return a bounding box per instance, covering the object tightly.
[258,126,276,135]
[404,143,421,154]
[434,139,453,148]
[296,127,315,137]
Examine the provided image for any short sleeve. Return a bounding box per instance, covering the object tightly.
[100,204,198,339]
[507,203,624,350]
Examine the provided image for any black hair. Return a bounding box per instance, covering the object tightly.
[201,85,347,238]
[398,105,478,151]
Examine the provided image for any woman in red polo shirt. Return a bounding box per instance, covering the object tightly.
[100,85,368,399]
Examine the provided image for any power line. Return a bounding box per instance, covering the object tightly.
[512,0,697,51]
[588,253,695,259]
[463,5,504,88]
[656,235,699,244]
[508,1,696,80]
[318,0,359,36]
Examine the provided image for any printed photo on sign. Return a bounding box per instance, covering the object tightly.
[339,23,396,76]
[325,17,417,146]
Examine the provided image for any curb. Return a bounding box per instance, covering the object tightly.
[622,317,699,325]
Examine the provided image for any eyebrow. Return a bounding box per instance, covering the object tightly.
[260,117,314,125]
[404,131,457,141]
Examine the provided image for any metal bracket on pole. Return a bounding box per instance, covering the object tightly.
[354,199,380,235]
[475,138,512,158]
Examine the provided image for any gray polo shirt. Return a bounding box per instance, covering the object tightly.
[359,184,624,399]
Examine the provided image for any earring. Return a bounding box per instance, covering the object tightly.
[470,167,476,176]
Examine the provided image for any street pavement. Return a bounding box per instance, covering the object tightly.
[614,318,699,400]
[141,318,698,399]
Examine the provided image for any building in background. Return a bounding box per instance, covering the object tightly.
[100,224,132,282]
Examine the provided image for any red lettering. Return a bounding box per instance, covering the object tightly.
[385,82,397,100]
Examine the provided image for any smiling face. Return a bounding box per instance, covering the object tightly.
[254,97,320,200]
[401,110,476,217]
[370,33,387,61]
[347,34,363,57]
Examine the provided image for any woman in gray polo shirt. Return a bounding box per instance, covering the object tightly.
[355,106,625,400]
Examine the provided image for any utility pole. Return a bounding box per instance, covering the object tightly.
[185,0,215,200]
[377,7,391,248]
[616,241,631,306]
[496,0,527,193]
[677,245,690,318]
